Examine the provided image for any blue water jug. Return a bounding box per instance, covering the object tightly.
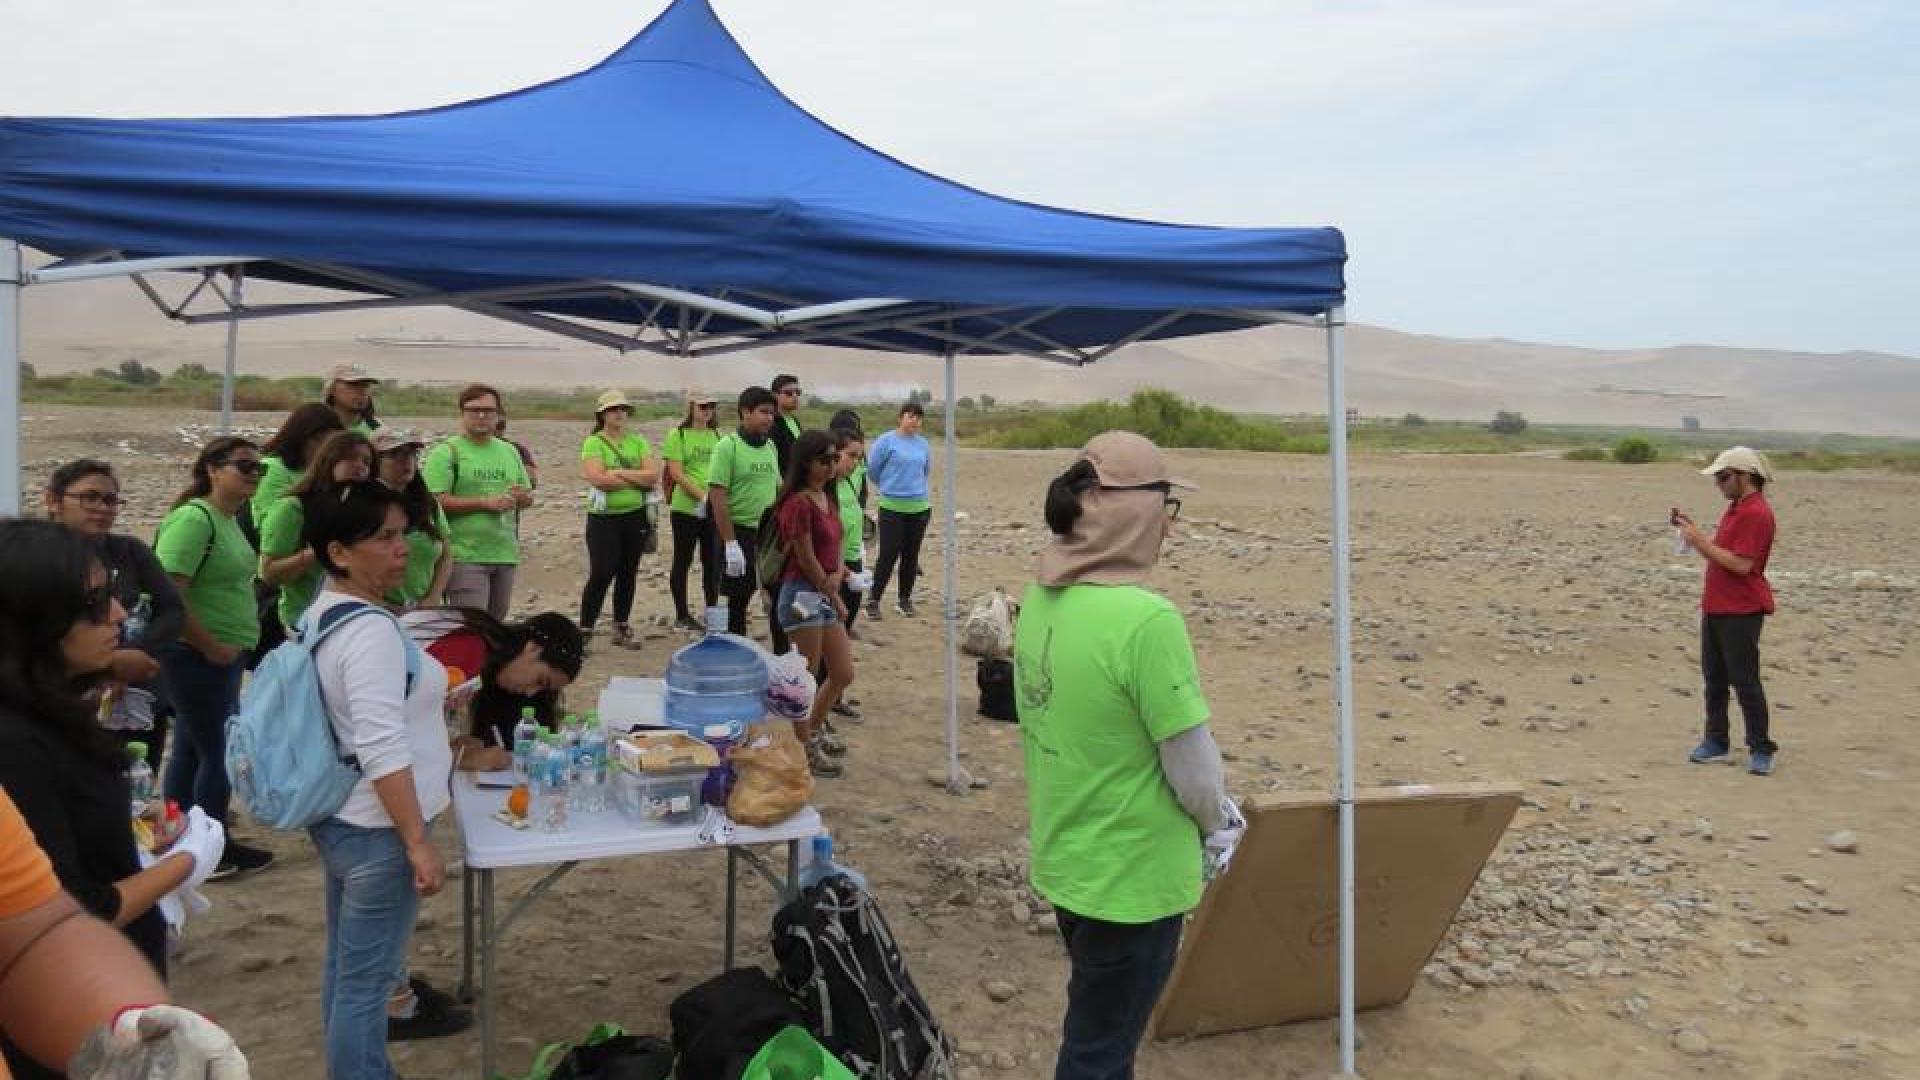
[665,603,769,744]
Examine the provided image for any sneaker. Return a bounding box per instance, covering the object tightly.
[895,598,917,617]
[675,615,705,633]
[388,977,474,1041]
[865,600,882,622]
[816,730,848,757]
[611,623,633,647]
[1748,751,1775,776]
[1687,740,1730,764]
[831,700,863,722]
[210,841,275,882]
[806,740,844,778]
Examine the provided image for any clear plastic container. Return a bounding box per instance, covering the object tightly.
[612,766,705,826]
[664,606,769,743]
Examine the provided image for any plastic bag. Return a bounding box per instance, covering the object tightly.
[961,588,1015,658]
[727,722,813,826]
[763,649,816,721]
[739,1025,858,1080]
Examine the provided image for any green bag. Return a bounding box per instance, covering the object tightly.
[739,1026,859,1080]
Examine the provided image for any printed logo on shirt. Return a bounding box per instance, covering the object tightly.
[1018,627,1054,712]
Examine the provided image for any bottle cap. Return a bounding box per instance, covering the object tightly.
[128,743,149,762]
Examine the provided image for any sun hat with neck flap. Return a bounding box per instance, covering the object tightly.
[1037,432,1193,587]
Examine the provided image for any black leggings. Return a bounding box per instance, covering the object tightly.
[720,525,761,637]
[669,510,719,620]
[872,507,931,605]
[580,510,649,629]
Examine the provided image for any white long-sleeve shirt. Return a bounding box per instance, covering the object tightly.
[310,589,453,829]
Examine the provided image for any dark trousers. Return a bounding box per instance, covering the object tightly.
[762,576,791,655]
[1053,908,1184,1080]
[158,642,247,825]
[872,507,931,605]
[669,510,719,620]
[1702,613,1775,753]
[720,525,761,637]
[580,509,648,629]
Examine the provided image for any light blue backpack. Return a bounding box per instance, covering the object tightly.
[226,600,420,830]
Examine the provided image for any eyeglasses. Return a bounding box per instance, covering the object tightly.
[62,490,125,509]
[1140,482,1181,521]
[220,458,264,476]
[780,388,803,397]
[462,405,500,416]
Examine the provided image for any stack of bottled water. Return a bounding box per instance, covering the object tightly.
[512,706,540,784]
[535,732,570,832]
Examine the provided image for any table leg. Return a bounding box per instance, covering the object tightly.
[784,838,800,901]
[724,848,739,971]
[479,868,496,1080]
[457,865,475,1003]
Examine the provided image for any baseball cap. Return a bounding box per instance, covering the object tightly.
[326,362,378,385]
[595,389,634,413]
[687,388,719,405]
[1700,446,1773,483]
[1080,431,1194,490]
[371,429,425,455]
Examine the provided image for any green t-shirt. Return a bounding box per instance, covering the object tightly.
[345,417,376,437]
[1016,583,1211,923]
[580,431,653,516]
[877,493,931,514]
[780,414,802,440]
[836,464,866,563]
[153,499,261,649]
[661,426,720,515]
[250,456,300,531]
[708,433,779,528]
[390,503,451,607]
[422,435,530,565]
[258,495,323,629]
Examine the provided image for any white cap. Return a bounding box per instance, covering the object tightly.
[1700,446,1773,483]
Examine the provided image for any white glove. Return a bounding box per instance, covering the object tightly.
[694,498,710,521]
[169,808,227,892]
[723,541,746,578]
[845,570,873,594]
[1203,798,1247,882]
[70,1005,250,1080]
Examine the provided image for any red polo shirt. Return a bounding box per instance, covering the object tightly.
[1702,491,1775,615]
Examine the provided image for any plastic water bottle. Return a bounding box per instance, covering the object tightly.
[124,743,155,811]
[582,721,610,813]
[562,716,586,810]
[512,707,540,784]
[121,593,152,646]
[538,736,570,832]
[797,832,867,890]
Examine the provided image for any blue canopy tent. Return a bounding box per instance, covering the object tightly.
[0,0,1361,1070]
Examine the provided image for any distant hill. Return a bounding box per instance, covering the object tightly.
[19,274,1920,436]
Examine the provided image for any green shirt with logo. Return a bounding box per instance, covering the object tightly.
[661,426,720,515]
[836,464,867,563]
[154,499,261,649]
[580,432,654,516]
[422,435,531,565]
[708,433,779,528]
[390,503,451,608]
[1015,583,1210,923]
[258,495,324,629]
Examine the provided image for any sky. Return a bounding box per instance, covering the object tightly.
[3,0,1916,357]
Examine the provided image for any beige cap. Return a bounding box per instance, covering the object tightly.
[371,429,425,455]
[1081,431,1193,490]
[595,389,634,414]
[1701,446,1773,483]
[326,362,378,385]
[687,388,719,405]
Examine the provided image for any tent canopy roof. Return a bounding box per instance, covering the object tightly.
[0,0,1345,360]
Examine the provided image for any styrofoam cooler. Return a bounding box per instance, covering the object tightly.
[598,676,666,731]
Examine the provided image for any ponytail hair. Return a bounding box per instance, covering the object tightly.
[1043,459,1101,536]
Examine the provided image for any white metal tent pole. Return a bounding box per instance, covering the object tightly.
[1,240,21,515]
[1324,305,1358,1074]
[942,346,964,792]
[219,270,245,433]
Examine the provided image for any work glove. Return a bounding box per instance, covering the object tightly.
[169,808,227,892]
[693,498,709,521]
[1202,798,1248,882]
[70,1005,250,1080]
[723,541,746,578]
[845,571,873,594]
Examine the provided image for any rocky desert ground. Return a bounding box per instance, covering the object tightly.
[15,404,1918,1079]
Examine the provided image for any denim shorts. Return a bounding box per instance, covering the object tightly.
[776,579,838,631]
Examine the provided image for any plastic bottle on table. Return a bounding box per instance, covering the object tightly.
[124,743,155,811]
[512,707,540,784]
[797,832,866,890]
[538,735,570,832]
[580,720,609,813]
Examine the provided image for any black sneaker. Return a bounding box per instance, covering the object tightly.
[895,598,917,617]
[675,615,705,633]
[389,977,473,1041]
[210,841,275,882]
[865,600,883,621]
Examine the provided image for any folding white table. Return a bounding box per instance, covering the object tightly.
[450,773,822,1078]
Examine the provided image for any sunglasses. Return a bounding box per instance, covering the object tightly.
[63,490,125,509]
[462,405,501,415]
[1141,481,1182,521]
[220,458,264,476]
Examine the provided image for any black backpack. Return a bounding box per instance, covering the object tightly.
[772,875,954,1080]
[976,658,1016,723]
[669,967,804,1080]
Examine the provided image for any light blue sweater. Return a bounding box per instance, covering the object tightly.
[868,430,930,501]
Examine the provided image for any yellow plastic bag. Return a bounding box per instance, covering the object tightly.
[727,722,813,826]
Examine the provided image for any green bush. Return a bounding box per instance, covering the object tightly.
[1401,412,1428,427]
[1489,410,1528,435]
[1563,446,1607,461]
[1612,437,1658,464]
[982,388,1324,453]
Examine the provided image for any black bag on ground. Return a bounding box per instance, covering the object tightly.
[670,967,806,1080]
[976,657,1016,723]
[548,1033,674,1080]
[772,874,954,1080]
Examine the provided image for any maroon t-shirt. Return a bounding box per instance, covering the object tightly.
[1702,492,1776,615]
[774,492,843,585]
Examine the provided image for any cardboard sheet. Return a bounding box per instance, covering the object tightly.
[1151,783,1520,1039]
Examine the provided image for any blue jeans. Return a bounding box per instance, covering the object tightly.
[311,820,419,1080]
[1053,908,1184,1080]
[158,642,247,825]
